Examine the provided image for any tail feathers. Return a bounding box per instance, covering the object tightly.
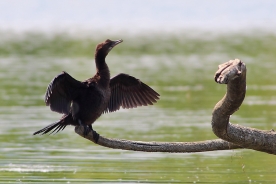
[33,121,68,135]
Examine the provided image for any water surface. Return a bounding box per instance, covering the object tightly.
[0,32,276,183]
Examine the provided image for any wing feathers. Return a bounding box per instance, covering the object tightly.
[105,73,160,113]
[45,71,85,115]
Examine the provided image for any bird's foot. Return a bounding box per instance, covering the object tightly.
[78,120,99,143]
[88,124,100,143]
[78,120,90,136]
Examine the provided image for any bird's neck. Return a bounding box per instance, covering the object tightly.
[95,54,110,87]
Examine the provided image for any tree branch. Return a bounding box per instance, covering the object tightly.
[75,59,276,155]
[75,126,242,152]
[212,59,276,154]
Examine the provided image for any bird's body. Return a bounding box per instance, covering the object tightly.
[34,39,159,136]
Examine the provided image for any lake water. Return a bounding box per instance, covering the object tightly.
[0,32,276,183]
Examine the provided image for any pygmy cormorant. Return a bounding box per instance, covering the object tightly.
[33,39,160,139]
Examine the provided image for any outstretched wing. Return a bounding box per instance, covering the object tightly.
[45,71,86,114]
[105,73,160,113]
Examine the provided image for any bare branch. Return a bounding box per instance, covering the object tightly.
[75,59,276,155]
[75,126,242,152]
[212,59,276,155]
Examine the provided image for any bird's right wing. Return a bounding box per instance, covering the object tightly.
[104,73,160,113]
[45,71,86,114]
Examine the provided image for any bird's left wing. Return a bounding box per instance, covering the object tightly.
[104,73,160,113]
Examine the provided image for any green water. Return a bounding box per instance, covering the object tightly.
[0,31,276,183]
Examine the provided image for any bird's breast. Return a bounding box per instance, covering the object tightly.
[97,86,111,105]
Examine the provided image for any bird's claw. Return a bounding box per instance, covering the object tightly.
[78,119,90,136]
[78,120,99,142]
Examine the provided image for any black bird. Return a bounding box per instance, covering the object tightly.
[33,39,160,138]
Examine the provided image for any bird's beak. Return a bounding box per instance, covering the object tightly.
[108,39,123,52]
[111,39,123,47]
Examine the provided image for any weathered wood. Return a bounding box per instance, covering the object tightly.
[212,59,276,154]
[75,126,242,152]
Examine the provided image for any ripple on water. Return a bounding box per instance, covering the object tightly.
[0,163,77,173]
[244,96,276,105]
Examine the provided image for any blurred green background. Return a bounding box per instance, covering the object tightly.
[0,30,276,183]
[1,0,276,183]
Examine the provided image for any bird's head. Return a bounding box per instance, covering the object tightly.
[95,39,123,57]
